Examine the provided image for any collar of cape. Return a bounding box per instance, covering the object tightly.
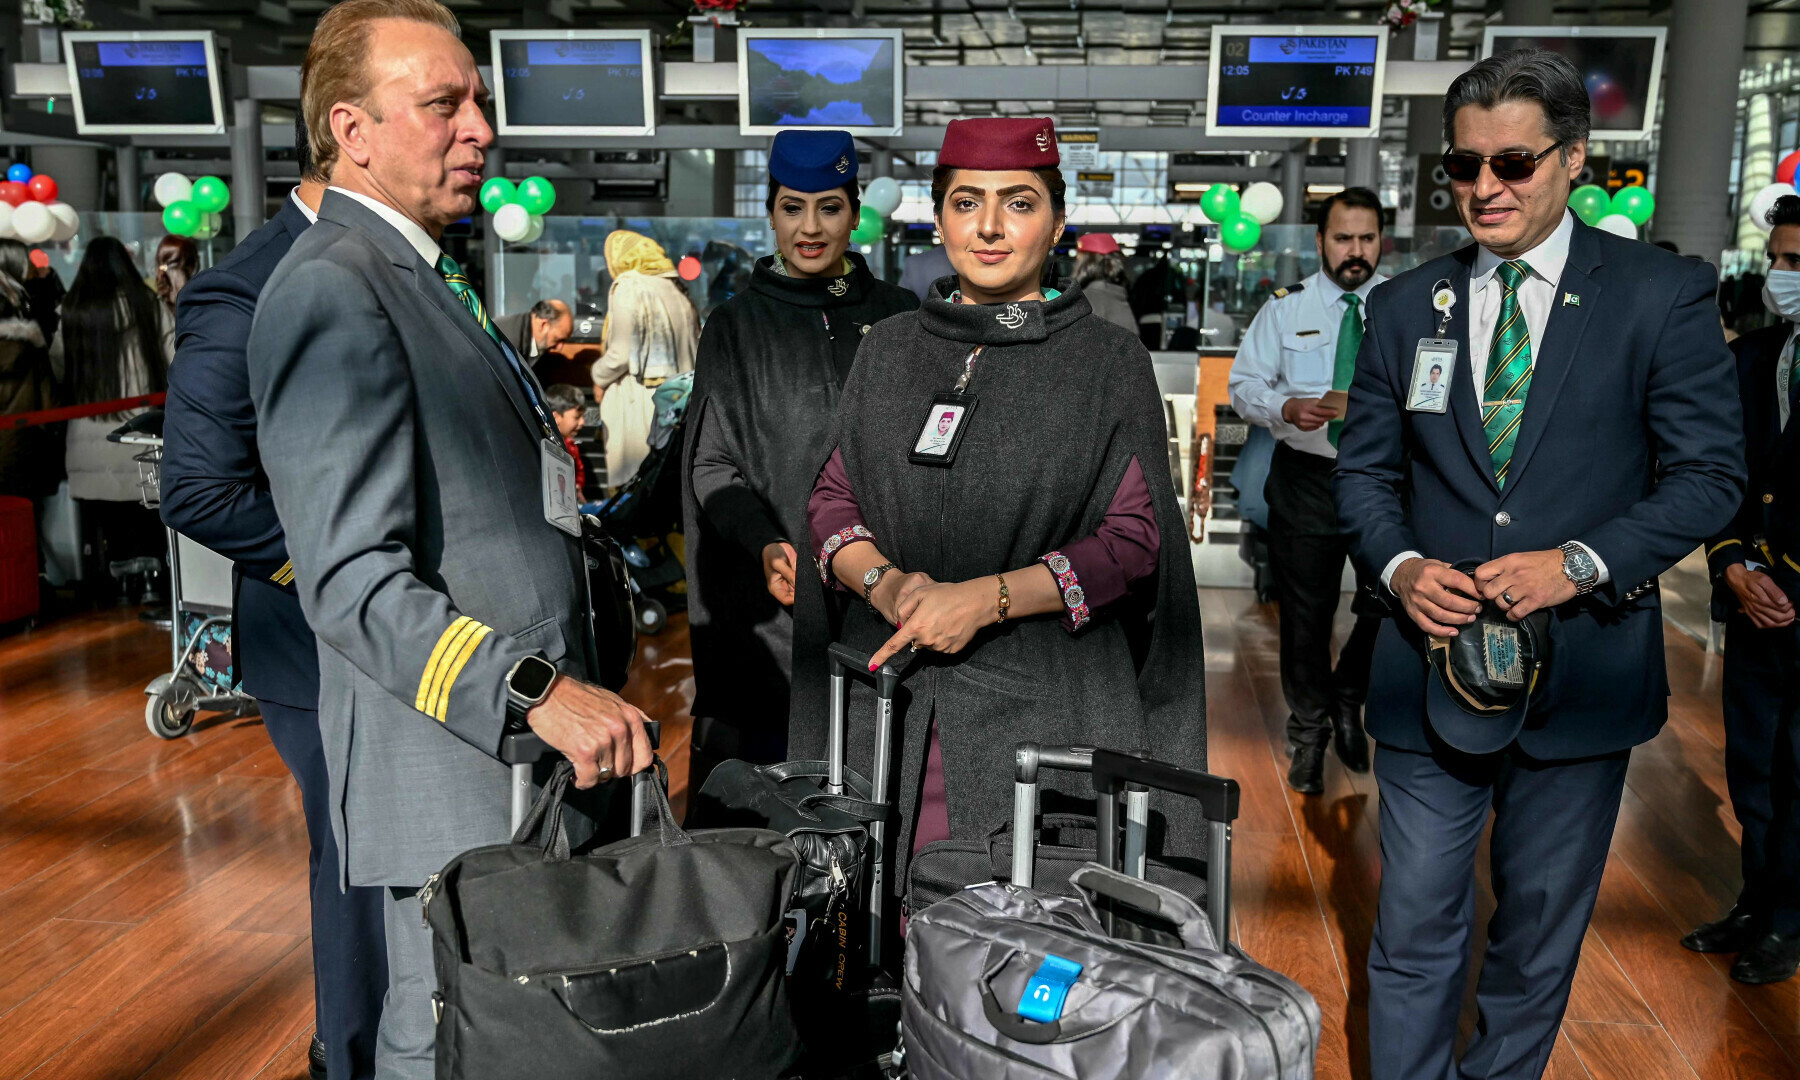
[749,251,871,308]
[918,275,1089,345]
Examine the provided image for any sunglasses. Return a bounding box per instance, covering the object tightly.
[1440,143,1562,184]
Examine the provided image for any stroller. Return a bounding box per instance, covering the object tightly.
[590,373,691,636]
[110,409,260,739]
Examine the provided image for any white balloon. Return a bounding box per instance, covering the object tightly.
[13,201,53,244]
[522,213,545,243]
[1594,213,1638,239]
[0,202,16,240]
[1748,182,1797,234]
[493,202,531,243]
[1239,181,1285,226]
[47,202,78,243]
[153,172,192,209]
[862,176,902,217]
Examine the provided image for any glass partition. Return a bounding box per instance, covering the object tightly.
[44,212,239,286]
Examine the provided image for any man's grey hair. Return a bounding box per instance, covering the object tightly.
[1442,48,1591,156]
[530,298,566,322]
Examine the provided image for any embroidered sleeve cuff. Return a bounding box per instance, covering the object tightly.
[816,524,875,588]
[1041,551,1092,632]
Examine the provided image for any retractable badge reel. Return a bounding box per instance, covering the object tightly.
[910,345,984,467]
[1406,280,1459,415]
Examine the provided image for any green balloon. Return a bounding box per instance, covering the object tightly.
[1567,184,1610,226]
[162,200,200,237]
[1220,212,1261,254]
[850,205,885,245]
[1611,184,1655,226]
[479,177,517,214]
[1200,183,1241,224]
[189,175,230,214]
[516,176,556,216]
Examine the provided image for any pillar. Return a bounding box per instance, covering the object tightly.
[31,146,100,210]
[1652,0,1750,263]
[229,99,265,237]
[482,147,505,310]
[115,146,140,213]
[1735,94,1774,256]
[1345,138,1380,193]
[1279,147,1305,225]
[1404,14,1448,156]
[867,149,892,280]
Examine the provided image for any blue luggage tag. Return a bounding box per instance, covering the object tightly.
[1017,954,1083,1024]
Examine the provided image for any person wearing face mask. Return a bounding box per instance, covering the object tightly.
[1335,49,1744,1078]
[1228,186,1388,793]
[682,129,917,784]
[787,117,1206,895]
[1684,193,1800,986]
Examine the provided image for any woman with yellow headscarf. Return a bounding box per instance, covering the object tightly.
[591,230,700,489]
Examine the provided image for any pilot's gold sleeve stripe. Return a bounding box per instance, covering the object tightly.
[1707,539,1742,558]
[416,617,474,713]
[433,625,494,722]
[271,560,293,584]
[422,619,483,717]
[277,567,295,586]
[1785,555,1800,575]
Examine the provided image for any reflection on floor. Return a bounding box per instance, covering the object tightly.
[0,595,1792,1079]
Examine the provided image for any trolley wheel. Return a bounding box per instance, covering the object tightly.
[637,597,668,637]
[145,693,195,740]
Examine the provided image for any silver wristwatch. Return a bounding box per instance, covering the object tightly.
[1559,542,1599,597]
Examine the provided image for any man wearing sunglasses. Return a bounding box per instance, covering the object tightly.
[1335,48,1745,1080]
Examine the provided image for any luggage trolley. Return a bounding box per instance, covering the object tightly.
[113,412,261,739]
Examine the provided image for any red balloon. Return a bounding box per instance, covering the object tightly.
[25,175,55,203]
[28,249,48,269]
[677,255,702,282]
[1779,151,1800,187]
[0,182,28,207]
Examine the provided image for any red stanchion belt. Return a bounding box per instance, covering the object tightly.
[0,393,166,430]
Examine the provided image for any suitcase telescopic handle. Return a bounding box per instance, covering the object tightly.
[1090,748,1239,946]
[825,642,912,970]
[499,719,663,837]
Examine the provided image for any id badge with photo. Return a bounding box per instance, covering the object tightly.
[909,392,977,467]
[541,438,581,537]
[1405,338,1458,415]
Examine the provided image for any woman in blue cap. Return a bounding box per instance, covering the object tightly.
[682,128,918,779]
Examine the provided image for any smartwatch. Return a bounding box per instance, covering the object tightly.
[505,655,559,721]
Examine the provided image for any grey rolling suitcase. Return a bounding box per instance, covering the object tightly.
[900,748,1322,1080]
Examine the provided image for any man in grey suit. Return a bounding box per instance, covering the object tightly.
[246,2,652,1076]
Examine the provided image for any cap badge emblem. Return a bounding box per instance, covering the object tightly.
[996,302,1027,329]
[828,277,849,297]
[1035,132,1051,153]
[835,156,850,174]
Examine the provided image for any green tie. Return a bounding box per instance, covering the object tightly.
[438,253,509,352]
[1483,260,1534,487]
[1327,292,1362,448]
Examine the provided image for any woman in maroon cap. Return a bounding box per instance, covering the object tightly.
[1072,231,1138,332]
[788,116,1207,891]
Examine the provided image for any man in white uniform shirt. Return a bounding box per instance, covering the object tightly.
[1228,187,1389,793]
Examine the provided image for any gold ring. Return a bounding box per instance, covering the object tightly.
[597,764,614,780]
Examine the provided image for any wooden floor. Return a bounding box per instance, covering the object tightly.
[0,595,1794,1079]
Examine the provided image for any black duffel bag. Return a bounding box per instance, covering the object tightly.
[427,760,804,1080]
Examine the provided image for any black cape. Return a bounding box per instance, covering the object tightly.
[681,253,918,731]
[788,279,1208,882]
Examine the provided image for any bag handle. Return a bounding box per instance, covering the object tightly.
[512,757,687,861]
[1070,863,1216,952]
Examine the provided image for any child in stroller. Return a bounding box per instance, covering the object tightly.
[586,373,691,635]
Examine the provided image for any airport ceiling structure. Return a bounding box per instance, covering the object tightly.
[38,0,1800,133]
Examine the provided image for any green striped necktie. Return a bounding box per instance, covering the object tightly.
[1326,292,1362,448]
[437,253,509,352]
[1483,259,1534,488]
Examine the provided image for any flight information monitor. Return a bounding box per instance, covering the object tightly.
[492,30,656,136]
[1206,26,1388,139]
[1482,27,1666,141]
[63,31,224,135]
[738,29,903,137]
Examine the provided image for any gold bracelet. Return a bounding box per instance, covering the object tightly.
[996,573,1011,623]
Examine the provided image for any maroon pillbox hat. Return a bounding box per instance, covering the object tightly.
[937,117,1060,170]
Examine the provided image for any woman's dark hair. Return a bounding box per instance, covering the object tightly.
[1316,186,1384,234]
[0,238,30,287]
[764,179,861,218]
[63,236,168,404]
[1442,48,1590,156]
[154,235,198,305]
[1072,250,1127,288]
[930,165,1066,217]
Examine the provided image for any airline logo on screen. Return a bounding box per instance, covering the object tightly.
[94,41,208,69]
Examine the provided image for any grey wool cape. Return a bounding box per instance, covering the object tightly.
[788,280,1208,885]
[682,252,918,735]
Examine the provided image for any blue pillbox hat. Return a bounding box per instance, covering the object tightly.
[769,129,859,193]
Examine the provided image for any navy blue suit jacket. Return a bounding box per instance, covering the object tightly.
[161,197,317,710]
[1706,323,1800,610]
[1334,220,1745,759]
